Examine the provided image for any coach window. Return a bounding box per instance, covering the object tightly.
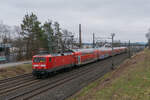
[49,58,52,62]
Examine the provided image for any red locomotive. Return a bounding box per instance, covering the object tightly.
[32,47,127,77]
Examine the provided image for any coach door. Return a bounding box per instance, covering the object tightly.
[77,56,81,65]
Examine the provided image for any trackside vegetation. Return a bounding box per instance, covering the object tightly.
[69,49,150,100]
[0,64,32,80]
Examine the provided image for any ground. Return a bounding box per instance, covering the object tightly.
[0,61,32,68]
[69,49,150,100]
[0,64,32,80]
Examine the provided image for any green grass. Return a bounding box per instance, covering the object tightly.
[69,49,150,100]
[0,64,32,80]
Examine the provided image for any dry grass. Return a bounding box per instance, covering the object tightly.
[0,64,32,80]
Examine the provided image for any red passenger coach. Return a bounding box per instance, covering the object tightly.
[32,47,127,77]
[73,48,98,66]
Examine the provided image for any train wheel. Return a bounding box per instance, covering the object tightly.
[37,75,42,79]
[45,73,49,78]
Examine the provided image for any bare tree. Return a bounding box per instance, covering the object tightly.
[0,21,12,57]
[0,22,11,44]
[62,29,75,50]
[12,26,25,60]
[146,28,150,49]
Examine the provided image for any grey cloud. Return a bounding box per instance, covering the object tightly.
[0,0,149,42]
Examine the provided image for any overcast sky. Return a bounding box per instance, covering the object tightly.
[0,0,150,43]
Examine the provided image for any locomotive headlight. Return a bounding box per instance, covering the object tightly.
[41,65,46,67]
[33,65,38,67]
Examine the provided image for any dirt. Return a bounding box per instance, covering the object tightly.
[0,64,32,80]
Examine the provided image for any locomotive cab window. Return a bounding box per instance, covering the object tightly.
[33,57,46,63]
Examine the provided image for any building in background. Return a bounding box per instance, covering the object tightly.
[0,43,11,63]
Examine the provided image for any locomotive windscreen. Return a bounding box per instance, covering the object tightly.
[33,57,46,63]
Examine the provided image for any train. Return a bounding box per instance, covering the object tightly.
[32,47,127,78]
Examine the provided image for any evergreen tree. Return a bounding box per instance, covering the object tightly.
[20,13,46,58]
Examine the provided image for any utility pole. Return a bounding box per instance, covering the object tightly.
[79,24,82,48]
[148,39,150,49]
[146,29,150,49]
[93,33,95,48]
[111,33,115,70]
[71,35,74,49]
[128,40,131,58]
[119,40,121,47]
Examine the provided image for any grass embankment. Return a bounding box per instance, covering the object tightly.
[69,49,150,100]
[0,64,32,80]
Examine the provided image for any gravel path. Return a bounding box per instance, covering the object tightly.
[0,61,32,68]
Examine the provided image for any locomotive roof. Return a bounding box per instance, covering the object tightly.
[33,54,52,57]
[33,52,73,57]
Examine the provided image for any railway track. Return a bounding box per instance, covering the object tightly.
[0,73,32,84]
[8,58,106,100]
[0,73,35,94]
[0,53,128,100]
[0,58,102,100]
